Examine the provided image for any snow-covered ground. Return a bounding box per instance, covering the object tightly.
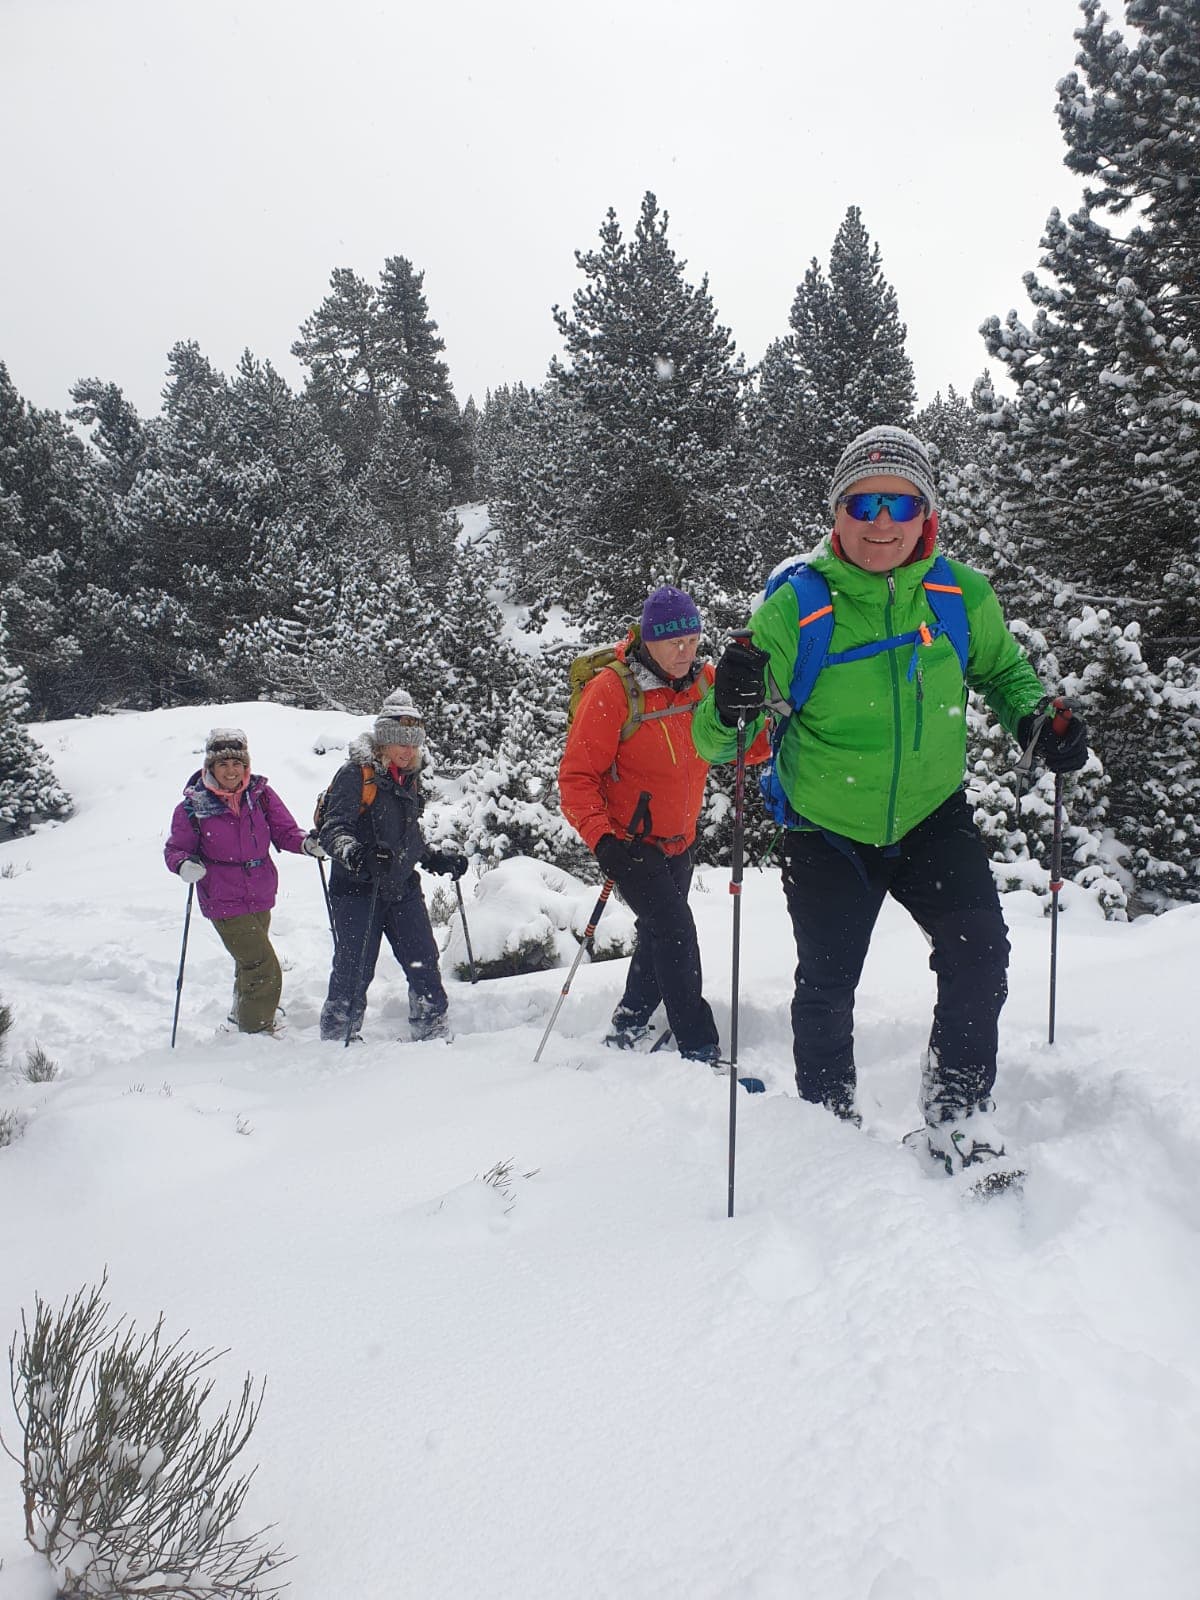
[1,702,1198,1598]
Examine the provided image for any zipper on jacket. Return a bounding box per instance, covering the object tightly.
[914,661,924,752]
[885,573,903,842]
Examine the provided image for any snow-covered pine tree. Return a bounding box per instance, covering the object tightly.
[376,255,469,502]
[66,378,149,496]
[972,0,1200,903]
[292,267,383,476]
[748,206,917,540]
[0,612,72,839]
[0,364,114,718]
[504,192,758,637]
[454,673,584,870]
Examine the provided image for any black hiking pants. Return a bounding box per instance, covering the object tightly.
[320,874,447,1041]
[780,791,1010,1115]
[611,844,720,1060]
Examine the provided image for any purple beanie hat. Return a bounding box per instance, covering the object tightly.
[641,585,702,641]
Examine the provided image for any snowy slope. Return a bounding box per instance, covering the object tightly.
[1,704,1198,1599]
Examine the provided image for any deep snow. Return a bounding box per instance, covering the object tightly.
[1,702,1198,1599]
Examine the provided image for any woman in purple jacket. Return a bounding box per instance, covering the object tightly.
[164,727,323,1034]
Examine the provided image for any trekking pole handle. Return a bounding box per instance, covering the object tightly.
[1051,697,1073,737]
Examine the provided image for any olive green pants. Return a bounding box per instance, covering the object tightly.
[212,911,281,1034]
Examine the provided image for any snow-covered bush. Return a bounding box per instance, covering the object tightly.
[0,1107,22,1149]
[2,1279,287,1599]
[441,856,634,981]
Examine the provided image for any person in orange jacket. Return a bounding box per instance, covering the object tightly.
[559,585,767,1065]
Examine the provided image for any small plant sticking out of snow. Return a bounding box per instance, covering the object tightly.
[1,1276,288,1599]
[22,1043,58,1084]
[0,1108,23,1149]
[476,1158,540,1213]
[428,885,455,929]
[0,999,12,1064]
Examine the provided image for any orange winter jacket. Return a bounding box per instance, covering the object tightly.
[559,641,768,856]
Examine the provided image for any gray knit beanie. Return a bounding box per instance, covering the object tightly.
[828,426,937,515]
[374,689,425,748]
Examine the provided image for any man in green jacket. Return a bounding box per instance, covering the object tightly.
[692,425,1088,1178]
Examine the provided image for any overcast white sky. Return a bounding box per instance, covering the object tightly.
[1,0,1088,423]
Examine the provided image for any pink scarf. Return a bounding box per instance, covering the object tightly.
[203,768,250,814]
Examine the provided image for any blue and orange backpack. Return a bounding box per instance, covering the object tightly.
[758,553,971,826]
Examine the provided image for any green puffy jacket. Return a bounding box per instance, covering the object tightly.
[692,541,1047,847]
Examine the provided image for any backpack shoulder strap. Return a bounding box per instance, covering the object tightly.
[772,565,835,715]
[921,555,969,674]
[360,764,378,809]
[608,658,648,742]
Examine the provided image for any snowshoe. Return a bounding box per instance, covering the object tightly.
[604,1011,656,1052]
[905,1103,1024,1195]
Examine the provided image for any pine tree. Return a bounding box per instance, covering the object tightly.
[496,192,757,636]
[376,255,467,499]
[749,206,917,538]
[972,0,1200,903]
[66,379,149,496]
[0,612,72,839]
[0,363,114,717]
[292,267,382,475]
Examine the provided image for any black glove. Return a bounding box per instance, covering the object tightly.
[1018,705,1089,774]
[714,638,770,727]
[594,834,628,882]
[361,844,394,878]
[424,849,468,880]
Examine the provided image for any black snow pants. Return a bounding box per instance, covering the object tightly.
[780,790,1010,1114]
[320,873,448,1041]
[611,844,720,1061]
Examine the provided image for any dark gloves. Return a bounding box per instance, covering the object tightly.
[594,834,628,882]
[345,842,393,877]
[1018,704,1090,774]
[367,845,395,877]
[423,849,469,880]
[714,637,770,727]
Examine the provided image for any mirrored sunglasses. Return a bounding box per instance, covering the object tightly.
[839,492,927,523]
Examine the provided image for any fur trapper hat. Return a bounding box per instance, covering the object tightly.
[204,727,249,771]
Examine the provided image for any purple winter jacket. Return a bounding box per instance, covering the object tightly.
[164,770,308,921]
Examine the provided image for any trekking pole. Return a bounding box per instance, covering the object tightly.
[317,858,337,952]
[170,884,195,1050]
[727,632,753,1219]
[1047,701,1073,1046]
[454,879,478,984]
[533,791,651,1063]
[345,874,382,1049]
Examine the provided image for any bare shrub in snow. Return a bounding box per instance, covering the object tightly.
[2,1278,288,1599]
[477,1158,540,1212]
[0,998,12,1063]
[0,1108,23,1149]
[22,1043,59,1084]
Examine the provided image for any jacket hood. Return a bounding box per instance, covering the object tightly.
[349,731,424,776]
